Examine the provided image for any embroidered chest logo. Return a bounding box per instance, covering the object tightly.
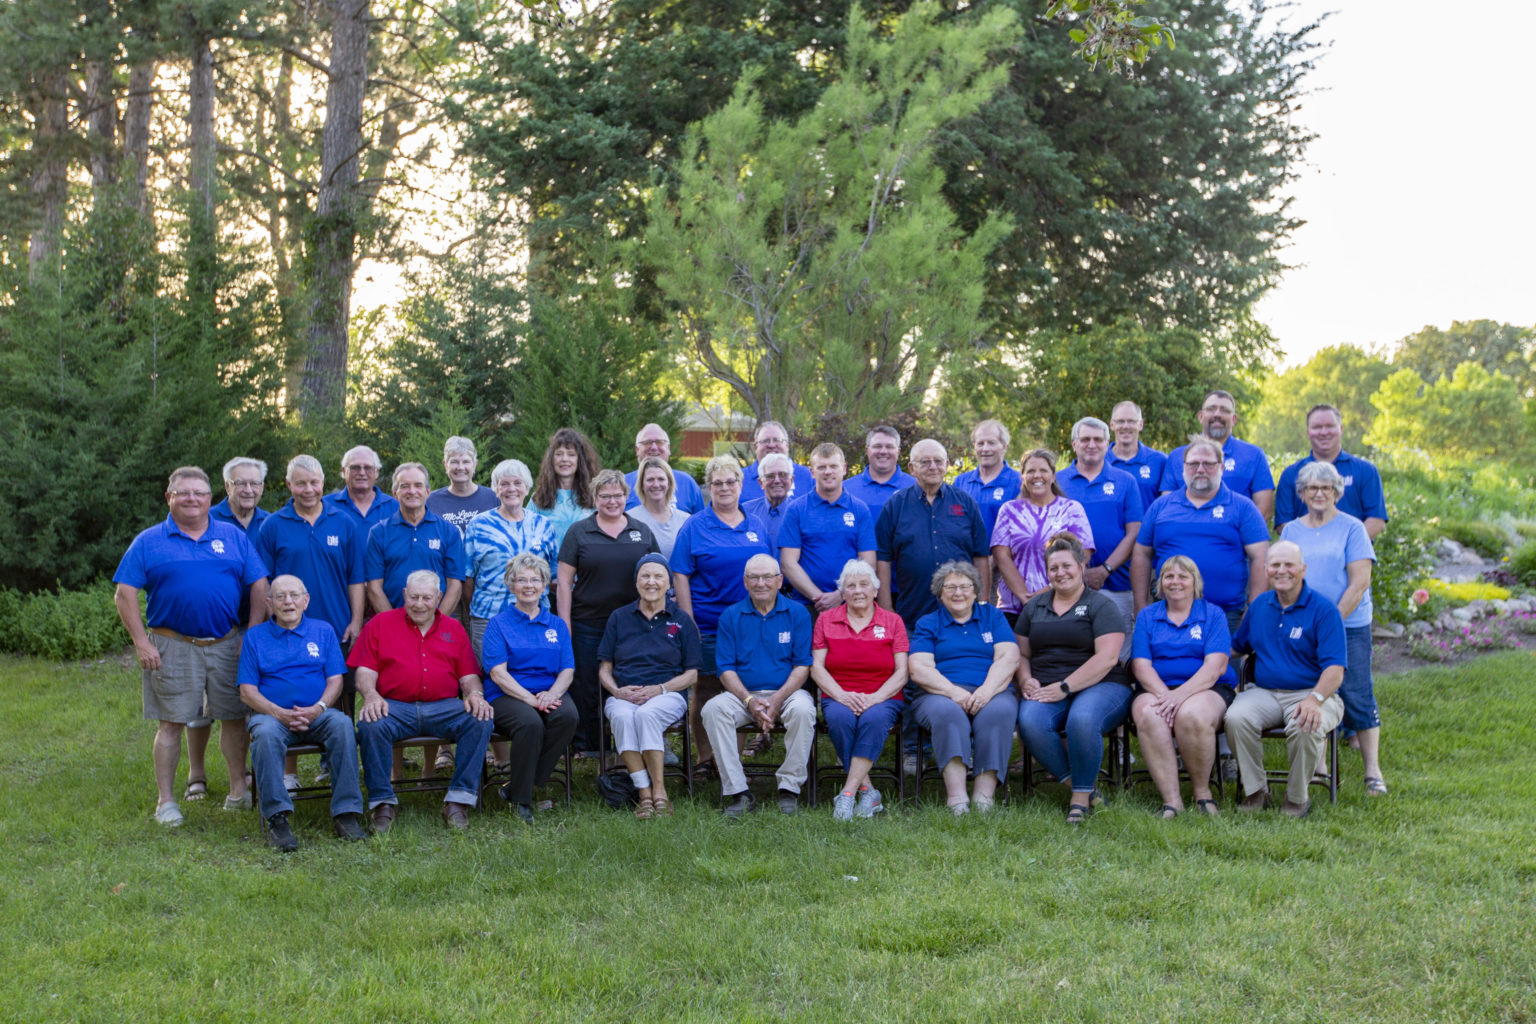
[1289,626,1304,640]
[326,535,339,547]
[1103,482,1115,495]
[778,631,792,644]
[1342,475,1355,486]
[1075,605,1088,617]
[1140,466,1151,479]
[1224,458,1236,471]
[1212,506,1225,520]
[842,512,856,528]
[440,631,455,642]
[665,623,681,639]
[873,625,887,638]
[544,628,559,644]
[428,539,441,550]
[306,642,320,658]
[993,487,1005,499]
[981,631,994,643]
[950,504,964,515]
[1189,624,1202,641]
[211,539,226,554]
[746,532,760,543]
[628,531,642,542]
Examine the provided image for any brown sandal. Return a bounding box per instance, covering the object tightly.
[633,796,655,820]
[652,795,674,816]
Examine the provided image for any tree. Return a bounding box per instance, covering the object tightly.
[1390,320,1536,398]
[1247,345,1395,458]
[1366,363,1526,462]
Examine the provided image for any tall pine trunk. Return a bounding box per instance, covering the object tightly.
[27,68,69,284]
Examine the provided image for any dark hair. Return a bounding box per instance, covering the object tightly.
[532,428,601,511]
[1044,531,1086,566]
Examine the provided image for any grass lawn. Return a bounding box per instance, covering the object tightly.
[2,652,1533,1023]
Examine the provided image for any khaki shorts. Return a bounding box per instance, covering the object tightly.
[141,629,244,723]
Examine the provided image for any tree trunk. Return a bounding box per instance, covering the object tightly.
[27,69,69,284]
[123,61,155,216]
[85,59,118,194]
[187,33,218,316]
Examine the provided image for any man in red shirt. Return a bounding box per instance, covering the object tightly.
[349,570,494,832]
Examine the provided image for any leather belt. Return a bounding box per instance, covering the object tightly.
[150,626,236,647]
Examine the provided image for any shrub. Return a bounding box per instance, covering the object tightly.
[1373,491,1435,623]
[0,582,128,660]
[1434,518,1511,559]
[1510,539,1536,586]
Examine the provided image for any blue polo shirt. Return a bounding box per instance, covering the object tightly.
[911,602,1013,688]
[1130,599,1237,688]
[669,506,774,633]
[625,468,704,515]
[236,615,346,709]
[256,502,366,637]
[875,483,989,628]
[778,489,877,603]
[715,594,813,692]
[953,463,1022,541]
[597,599,703,688]
[1274,450,1389,530]
[324,487,399,533]
[1108,442,1167,509]
[1057,462,1145,592]
[210,499,269,543]
[364,508,467,608]
[1137,485,1269,612]
[1159,436,1275,500]
[1233,583,1347,690]
[739,460,814,505]
[742,497,791,548]
[479,605,574,698]
[843,467,916,517]
[114,517,269,638]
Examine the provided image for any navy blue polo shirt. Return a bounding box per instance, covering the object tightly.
[364,508,467,608]
[1137,485,1269,612]
[625,468,704,515]
[236,615,346,709]
[598,599,703,688]
[1233,583,1347,690]
[114,517,269,637]
[1274,450,1389,530]
[1108,442,1167,509]
[715,594,813,692]
[911,602,1014,688]
[669,506,773,633]
[742,497,791,548]
[257,502,366,637]
[954,463,1022,541]
[1159,436,1275,500]
[843,467,916,518]
[210,499,269,543]
[778,489,877,602]
[324,487,399,532]
[739,460,814,506]
[875,483,989,628]
[1057,462,1145,592]
[1130,599,1237,688]
[480,605,574,698]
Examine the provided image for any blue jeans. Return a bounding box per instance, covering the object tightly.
[1339,625,1381,730]
[248,709,364,820]
[821,697,903,767]
[357,698,493,808]
[1017,682,1133,792]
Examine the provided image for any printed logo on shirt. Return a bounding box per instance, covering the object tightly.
[873,625,887,638]
[1289,626,1304,640]
[1342,475,1355,486]
[1103,482,1115,495]
[993,487,1005,500]
[1189,624,1202,641]
[666,622,681,640]
[1212,506,1225,520]
[440,631,455,643]
[211,539,226,554]
[778,631,792,644]
[326,535,339,547]
[306,642,320,658]
[1140,467,1151,479]
[950,505,964,515]
[981,631,994,643]
[428,538,441,550]
[1224,458,1236,471]
[544,628,559,644]
[747,532,760,543]
[628,531,642,542]
[842,512,856,527]
[1075,605,1088,617]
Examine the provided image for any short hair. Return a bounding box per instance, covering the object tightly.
[268,574,308,596]
[743,553,781,577]
[971,419,1011,448]
[929,559,982,598]
[392,462,430,490]
[866,425,900,446]
[502,551,552,591]
[286,454,324,481]
[634,423,668,444]
[222,457,268,483]
[340,445,382,472]
[836,558,880,593]
[590,468,628,503]
[1202,389,1237,408]
[1111,401,1143,421]
[809,442,844,464]
[757,452,794,480]
[1154,555,1205,599]
[1044,531,1086,566]
[755,420,791,443]
[1306,403,1343,425]
[1071,417,1110,443]
[404,569,441,594]
[1295,460,1346,501]
[1020,449,1064,499]
[1268,540,1305,566]
[704,454,742,485]
[1184,436,1223,464]
[489,458,533,491]
[636,456,677,505]
[167,466,209,490]
[443,436,477,460]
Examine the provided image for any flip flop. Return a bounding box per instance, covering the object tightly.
[183,778,208,802]
[1364,776,1389,797]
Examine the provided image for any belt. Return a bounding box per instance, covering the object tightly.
[150,626,236,647]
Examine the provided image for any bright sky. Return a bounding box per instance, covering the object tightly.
[1254,1,1536,368]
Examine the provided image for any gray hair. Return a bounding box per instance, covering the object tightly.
[286,454,324,481]
[755,420,791,443]
[444,436,477,461]
[490,458,534,490]
[340,445,382,472]
[929,559,982,598]
[404,569,441,594]
[392,462,430,490]
[1071,417,1110,443]
[1184,436,1223,465]
[1268,540,1306,566]
[1295,460,1346,501]
[502,551,552,590]
[757,452,794,480]
[222,456,268,482]
[836,559,880,593]
[704,454,742,484]
[971,419,1011,448]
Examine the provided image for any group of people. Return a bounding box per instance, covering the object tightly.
[113,391,1390,849]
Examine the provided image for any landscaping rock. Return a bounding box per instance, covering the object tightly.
[1451,607,1477,623]
[1437,538,1465,561]
[1407,620,1434,636]
[1373,622,1406,639]
[1437,611,1461,630]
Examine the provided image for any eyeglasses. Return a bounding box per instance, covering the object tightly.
[1302,485,1335,495]
[708,479,740,488]
[745,573,782,583]
[228,480,263,490]
[1185,460,1220,469]
[913,458,946,468]
[940,582,975,593]
[512,576,545,587]
[170,489,211,498]
[596,492,627,502]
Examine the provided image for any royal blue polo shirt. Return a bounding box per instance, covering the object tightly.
[364,508,467,608]
[597,599,703,689]
[479,605,574,698]
[1057,462,1145,592]
[843,467,916,518]
[742,497,791,548]
[1159,436,1275,500]
[714,594,813,692]
[1136,484,1269,613]
[114,517,269,638]
[911,602,1013,689]
[875,483,989,628]
[739,460,814,506]
[1107,442,1167,509]
[1274,450,1389,530]
[1130,599,1237,688]
[210,499,269,543]
[953,463,1022,541]
[625,468,704,515]
[236,615,346,709]
[778,489,877,602]
[257,502,366,637]
[668,506,774,633]
[324,487,399,533]
[1233,583,1347,690]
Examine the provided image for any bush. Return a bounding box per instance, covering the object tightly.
[0,582,128,660]
[1435,518,1510,559]
[1510,539,1536,586]
[1373,491,1436,624]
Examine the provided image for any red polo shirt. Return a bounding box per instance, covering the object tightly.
[812,604,909,696]
[348,607,479,702]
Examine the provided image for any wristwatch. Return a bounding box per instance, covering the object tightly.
[1308,690,1327,703]
[1059,681,1072,697]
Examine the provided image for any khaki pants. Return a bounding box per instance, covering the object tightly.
[1224,687,1344,805]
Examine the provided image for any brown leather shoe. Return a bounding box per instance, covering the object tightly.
[441,801,470,830]
[1237,788,1273,813]
[370,803,398,834]
[1279,798,1311,819]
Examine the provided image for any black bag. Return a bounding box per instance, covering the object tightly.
[596,766,638,809]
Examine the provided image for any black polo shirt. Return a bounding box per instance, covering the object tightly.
[558,515,660,628]
[875,482,989,629]
[597,599,702,689]
[1013,587,1127,687]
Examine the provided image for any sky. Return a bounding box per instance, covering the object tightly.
[1254,1,1536,368]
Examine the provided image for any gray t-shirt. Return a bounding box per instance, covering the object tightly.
[427,486,499,535]
[627,504,691,562]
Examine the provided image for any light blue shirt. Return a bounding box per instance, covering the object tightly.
[1280,512,1375,629]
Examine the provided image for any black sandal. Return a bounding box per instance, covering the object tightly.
[1065,803,1090,825]
[1195,798,1221,816]
[1157,804,1179,819]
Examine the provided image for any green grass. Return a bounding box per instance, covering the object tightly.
[3,653,1535,1022]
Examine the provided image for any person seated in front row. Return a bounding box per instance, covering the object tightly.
[1128,556,1237,818]
[238,575,368,851]
[908,560,1020,815]
[598,553,701,819]
[349,570,494,833]
[702,554,816,817]
[810,559,910,821]
[1226,541,1347,819]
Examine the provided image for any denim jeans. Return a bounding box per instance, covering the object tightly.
[248,709,364,820]
[1339,624,1381,730]
[1017,682,1133,791]
[357,698,493,808]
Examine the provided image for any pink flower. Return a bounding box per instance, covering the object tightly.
[1412,588,1430,606]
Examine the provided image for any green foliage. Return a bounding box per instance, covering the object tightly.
[1422,578,1511,603]
[0,582,127,660]
[1433,518,1510,560]
[1506,540,1536,586]
[1367,363,1527,462]
[1372,510,1435,625]
[1047,0,1174,71]
[1391,319,1536,398]
[1247,345,1395,457]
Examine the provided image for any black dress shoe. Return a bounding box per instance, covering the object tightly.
[267,812,298,853]
[776,790,799,815]
[332,812,369,841]
[514,803,534,824]
[721,791,757,818]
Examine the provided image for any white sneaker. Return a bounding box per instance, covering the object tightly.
[223,792,252,811]
[283,773,300,793]
[902,753,918,775]
[855,787,884,818]
[154,801,184,827]
[314,766,330,785]
[832,791,856,821]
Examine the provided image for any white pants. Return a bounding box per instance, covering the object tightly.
[701,689,816,796]
[605,692,688,754]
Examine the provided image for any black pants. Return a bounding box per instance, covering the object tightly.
[491,697,579,805]
[570,621,606,753]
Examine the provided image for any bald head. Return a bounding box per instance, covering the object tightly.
[743,553,784,608]
[910,438,949,492]
[1266,540,1304,600]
